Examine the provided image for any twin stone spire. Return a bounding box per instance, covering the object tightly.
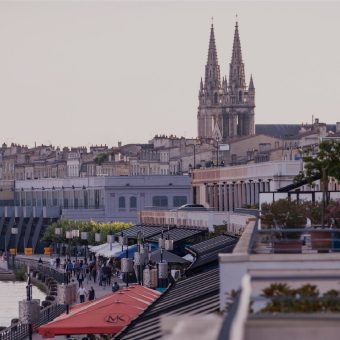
[198,21,255,141]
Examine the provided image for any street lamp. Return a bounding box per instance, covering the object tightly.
[5,227,18,259]
[81,231,89,262]
[65,231,72,259]
[55,227,62,257]
[95,230,101,243]
[72,229,80,259]
[107,230,114,251]
[216,137,220,167]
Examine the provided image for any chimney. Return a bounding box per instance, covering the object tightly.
[118,141,122,147]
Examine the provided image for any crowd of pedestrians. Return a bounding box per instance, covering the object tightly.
[52,254,122,303]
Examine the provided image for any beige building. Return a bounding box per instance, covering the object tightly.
[192,160,303,211]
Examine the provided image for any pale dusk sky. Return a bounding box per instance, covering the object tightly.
[0,1,339,147]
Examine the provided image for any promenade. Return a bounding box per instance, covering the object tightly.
[19,254,125,301]
[17,254,126,340]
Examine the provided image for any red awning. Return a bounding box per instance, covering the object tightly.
[38,285,161,338]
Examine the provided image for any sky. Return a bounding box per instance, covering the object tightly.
[0,1,339,148]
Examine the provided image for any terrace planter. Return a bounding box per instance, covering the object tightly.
[273,240,302,254]
[311,230,332,253]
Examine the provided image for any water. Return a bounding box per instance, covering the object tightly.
[0,281,46,327]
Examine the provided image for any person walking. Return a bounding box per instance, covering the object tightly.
[112,282,119,292]
[92,265,97,283]
[88,286,95,301]
[77,284,87,303]
[77,270,84,287]
[85,266,90,285]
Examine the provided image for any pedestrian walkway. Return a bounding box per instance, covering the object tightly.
[18,254,126,302]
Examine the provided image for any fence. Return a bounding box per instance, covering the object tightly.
[252,227,340,254]
[13,257,67,284]
[0,304,67,340]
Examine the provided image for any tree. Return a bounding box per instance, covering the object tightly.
[299,140,340,189]
[295,140,340,226]
[42,219,132,245]
[260,283,340,313]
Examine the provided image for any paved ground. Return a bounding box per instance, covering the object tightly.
[18,254,125,301]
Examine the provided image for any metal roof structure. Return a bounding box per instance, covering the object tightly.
[116,224,208,245]
[186,235,238,271]
[148,227,208,244]
[149,249,190,264]
[115,224,167,240]
[114,267,220,340]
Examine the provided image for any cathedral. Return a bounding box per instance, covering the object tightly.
[197,21,255,141]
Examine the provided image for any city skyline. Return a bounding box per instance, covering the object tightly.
[0,1,339,147]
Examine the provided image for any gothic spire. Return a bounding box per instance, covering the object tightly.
[248,74,255,91]
[229,21,246,89]
[204,23,221,93]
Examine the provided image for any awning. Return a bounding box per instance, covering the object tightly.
[38,285,161,338]
[89,242,125,257]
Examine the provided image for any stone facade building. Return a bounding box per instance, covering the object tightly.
[197,22,255,141]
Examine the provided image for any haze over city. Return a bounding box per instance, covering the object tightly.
[0,1,339,147]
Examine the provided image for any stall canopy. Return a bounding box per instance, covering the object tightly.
[38,285,161,338]
[89,242,126,257]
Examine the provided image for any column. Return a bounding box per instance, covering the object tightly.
[248,181,253,206]
[214,184,219,211]
[239,181,244,207]
[204,184,209,206]
[219,184,224,211]
[231,182,236,211]
[223,183,228,211]
[227,184,231,211]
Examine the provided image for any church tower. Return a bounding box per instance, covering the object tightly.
[197,23,223,140]
[197,21,255,140]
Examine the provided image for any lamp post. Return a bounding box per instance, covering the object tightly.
[95,230,101,243]
[26,266,33,340]
[72,229,79,259]
[107,230,114,251]
[187,143,196,170]
[216,137,220,167]
[55,227,62,257]
[81,231,89,262]
[5,227,18,261]
[65,231,72,260]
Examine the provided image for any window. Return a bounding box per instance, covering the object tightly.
[130,196,137,209]
[119,197,126,209]
[152,196,168,207]
[173,196,187,207]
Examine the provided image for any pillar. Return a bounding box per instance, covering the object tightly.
[19,300,40,325]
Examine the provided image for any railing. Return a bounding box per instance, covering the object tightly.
[14,257,67,284]
[218,291,241,340]
[252,227,340,254]
[0,304,67,340]
[35,303,67,328]
[0,322,29,340]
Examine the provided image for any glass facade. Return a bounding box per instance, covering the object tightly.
[15,188,104,209]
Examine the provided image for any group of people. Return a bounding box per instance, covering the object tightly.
[77,285,96,303]
[64,256,120,288]
[62,256,121,303]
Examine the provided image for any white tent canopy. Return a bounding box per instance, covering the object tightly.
[89,242,124,258]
